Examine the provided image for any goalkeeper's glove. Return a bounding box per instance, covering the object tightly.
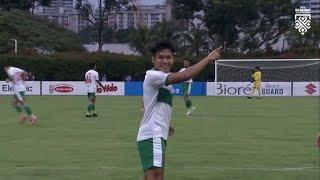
[250,78,254,83]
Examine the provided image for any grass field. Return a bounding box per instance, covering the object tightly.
[0,96,319,180]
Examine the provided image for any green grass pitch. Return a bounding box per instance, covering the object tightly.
[0,96,319,180]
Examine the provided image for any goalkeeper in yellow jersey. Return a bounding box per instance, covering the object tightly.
[248,66,262,99]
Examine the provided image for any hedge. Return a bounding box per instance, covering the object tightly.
[3,47,315,82]
[0,53,149,81]
[0,52,215,81]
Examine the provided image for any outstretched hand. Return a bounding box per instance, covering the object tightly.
[207,46,223,62]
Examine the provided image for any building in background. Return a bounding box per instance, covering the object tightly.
[34,0,88,33]
[100,3,171,30]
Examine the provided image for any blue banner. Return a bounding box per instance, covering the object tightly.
[125,82,206,96]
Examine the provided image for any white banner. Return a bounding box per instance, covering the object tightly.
[41,81,124,96]
[207,82,292,96]
[0,81,41,95]
[206,82,215,96]
[293,82,320,96]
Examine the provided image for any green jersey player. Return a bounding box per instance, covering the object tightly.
[4,66,37,125]
[137,41,222,180]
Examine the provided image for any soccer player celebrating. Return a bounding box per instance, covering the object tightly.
[248,66,262,99]
[4,66,37,125]
[84,63,105,117]
[179,59,195,115]
[137,41,222,180]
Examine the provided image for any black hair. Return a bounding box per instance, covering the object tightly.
[255,66,261,70]
[150,41,175,56]
[89,63,96,69]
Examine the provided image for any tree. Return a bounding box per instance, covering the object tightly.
[129,25,154,55]
[0,0,51,12]
[172,0,292,52]
[78,25,115,43]
[286,21,320,48]
[76,0,128,52]
[236,0,292,52]
[171,0,209,55]
[204,0,258,48]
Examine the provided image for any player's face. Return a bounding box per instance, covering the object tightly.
[152,49,174,73]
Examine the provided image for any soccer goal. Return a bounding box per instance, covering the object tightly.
[214,59,320,82]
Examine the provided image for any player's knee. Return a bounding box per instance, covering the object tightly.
[19,101,25,106]
[145,168,163,180]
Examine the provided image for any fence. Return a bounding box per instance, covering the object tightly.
[0,81,319,96]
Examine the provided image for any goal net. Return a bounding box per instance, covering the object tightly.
[215,59,320,82]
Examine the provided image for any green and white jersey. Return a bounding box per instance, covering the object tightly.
[179,68,193,83]
[85,70,99,93]
[137,70,174,141]
[7,67,26,93]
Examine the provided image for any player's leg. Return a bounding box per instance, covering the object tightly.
[257,83,262,98]
[16,92,37,124]
[86,93,97,117]
[12,94,26,123]
[249,83,257,98]
[86,93,94,117]
[315,132,320,148]
[144,168,164,180]
[184,83,195,115]
[91,95,98,117]
[138,138,166,180]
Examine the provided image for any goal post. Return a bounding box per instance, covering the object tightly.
[214,59,320,82]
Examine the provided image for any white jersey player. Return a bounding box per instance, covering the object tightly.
[179,59,195,115]
[4,66,37,125]
[136,41,222,180]
[84,63,105,117]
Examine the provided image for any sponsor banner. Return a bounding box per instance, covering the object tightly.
[207,82,291,96]
[0,81,41,95]
[42,81,124,96]
[97,82,124,96]
[293,82,320,96]
[124,82,206,96]
[42,81,86,95]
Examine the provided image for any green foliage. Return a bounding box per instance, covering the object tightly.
[171,0,204,20]
[0,53,148,81]
[286,21,320,48]
[204,0,259,46]
[129,26,154,55]
[172,0,293,52]
[0,10,84,54]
